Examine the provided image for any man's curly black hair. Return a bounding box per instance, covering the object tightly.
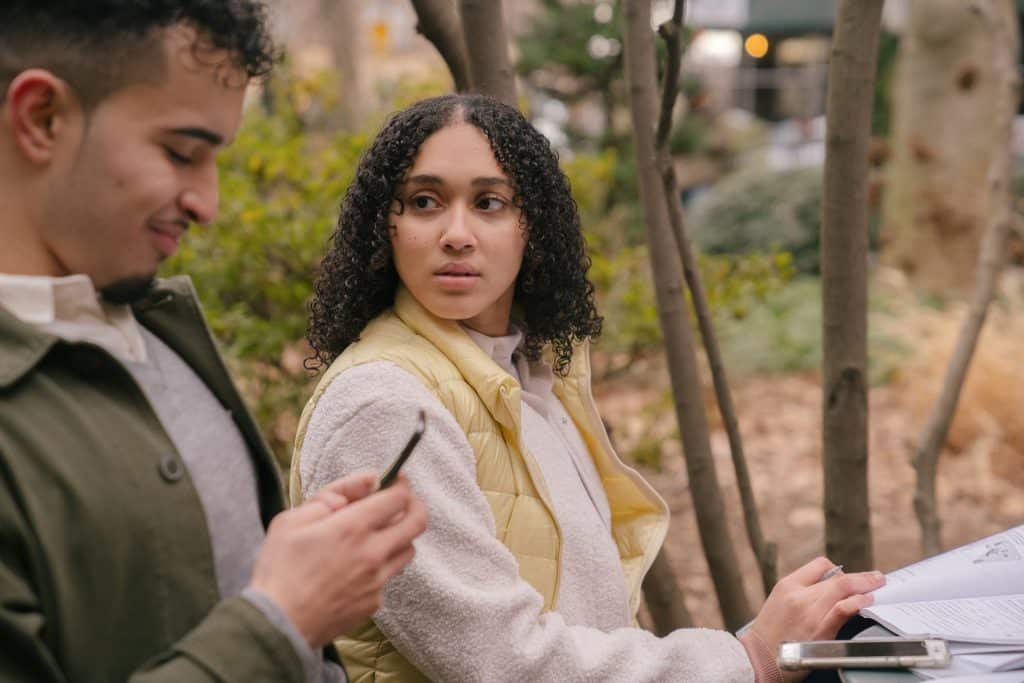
[0,1,276,110]
[308,94,602,376]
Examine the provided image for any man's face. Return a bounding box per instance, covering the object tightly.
[39,27,246,298]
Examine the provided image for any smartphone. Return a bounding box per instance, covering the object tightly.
[378,410,426,489]
[778,637,951,670]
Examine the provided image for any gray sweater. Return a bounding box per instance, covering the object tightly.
[298,330,754,683]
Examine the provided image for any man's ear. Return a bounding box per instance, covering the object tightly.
[4,69,80,165]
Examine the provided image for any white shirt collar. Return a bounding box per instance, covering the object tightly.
[0,273,148,362]
[462,325,524,377]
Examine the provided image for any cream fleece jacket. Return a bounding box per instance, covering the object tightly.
[300,350,758,682]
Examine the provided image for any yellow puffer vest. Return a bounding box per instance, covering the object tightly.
[291,287,669,682]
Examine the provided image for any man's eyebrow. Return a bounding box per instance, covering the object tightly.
[168,127,225,146]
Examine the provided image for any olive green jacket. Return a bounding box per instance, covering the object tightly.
[0,276,306,682]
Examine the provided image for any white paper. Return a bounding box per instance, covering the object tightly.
[866,595,1024,645]
[916,673,1024,682]
[871,525,1024,607]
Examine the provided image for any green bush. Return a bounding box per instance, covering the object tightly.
[690,166,824,274]
[715,277,909,383]
[164,71,368,464]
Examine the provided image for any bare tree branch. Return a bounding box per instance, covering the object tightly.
[641,547,694,634]
[653,0,778,597]
[654,0,685,150]
[623,0,752,630]
[821,0,884,572]
[458,0,517,107]
[913,0,1021,557]
[409,0,472,92]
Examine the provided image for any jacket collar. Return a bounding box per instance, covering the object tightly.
[390,286,592,429]
[0,278,187,390]
[0,304,59,389]
[392,286,523,429]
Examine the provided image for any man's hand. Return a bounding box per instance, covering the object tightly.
[249,472,428,649]
[750,557,885,683]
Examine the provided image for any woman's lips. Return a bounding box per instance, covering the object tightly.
[434,267,480,290]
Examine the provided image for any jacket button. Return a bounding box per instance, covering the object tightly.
[158,453,185,483]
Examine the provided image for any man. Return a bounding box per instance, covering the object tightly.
[0,2,427,681]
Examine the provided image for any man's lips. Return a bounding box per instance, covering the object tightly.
[149,220,189,257]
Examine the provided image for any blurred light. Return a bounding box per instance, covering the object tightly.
[370,21,390,53]
[651,0,673,29]
[587,35,611,59]
[744,33,769,59]
[688,30,742,67]
[594,2,613,24]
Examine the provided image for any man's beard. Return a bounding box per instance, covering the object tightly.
[100,275,156,305]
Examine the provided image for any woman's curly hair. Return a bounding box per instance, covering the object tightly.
[308,94,602,376]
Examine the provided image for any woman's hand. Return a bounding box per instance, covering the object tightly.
[750,556,886,683]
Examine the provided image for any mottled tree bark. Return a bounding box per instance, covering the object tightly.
[821,0,884,572]
[882,0,1011,295]
[409,0,472,92]
[913,0,1020,557]
[623,0,752,630]
[457,0,516,107]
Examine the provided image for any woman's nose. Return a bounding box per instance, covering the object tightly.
[440,206,476,251]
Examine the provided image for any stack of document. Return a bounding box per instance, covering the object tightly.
[859,524,1024,679]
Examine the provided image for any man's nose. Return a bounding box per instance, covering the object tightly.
[179,168,219,225]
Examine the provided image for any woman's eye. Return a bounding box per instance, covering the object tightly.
[477,196,505,211]
[412,195,438,210]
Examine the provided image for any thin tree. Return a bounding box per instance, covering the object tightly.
[654,0,778,596]
[410,0,472,92]
[623,0,752,630]
[912,0,1021,557]
[320,0,363,129]
[409,0,516,107]
[458,0,516,107]
[821,0,884,572]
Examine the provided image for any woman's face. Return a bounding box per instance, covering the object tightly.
[390,122,526,336]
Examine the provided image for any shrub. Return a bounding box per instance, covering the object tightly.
[165,71,367,464]
[689,166,824,274]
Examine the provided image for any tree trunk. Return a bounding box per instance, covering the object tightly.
[913,0,1020,557]
[410,0,472,92]
[458,0,517,106]
[623,0,752,631]
[655,1,778,597]
[821,0,883,573]
[642,547,694,634]
[320,0,363,129]
[882,0,1011,295]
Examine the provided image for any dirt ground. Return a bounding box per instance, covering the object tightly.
[592,268,1024,628]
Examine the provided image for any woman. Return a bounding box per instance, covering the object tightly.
[291,94,883,683]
